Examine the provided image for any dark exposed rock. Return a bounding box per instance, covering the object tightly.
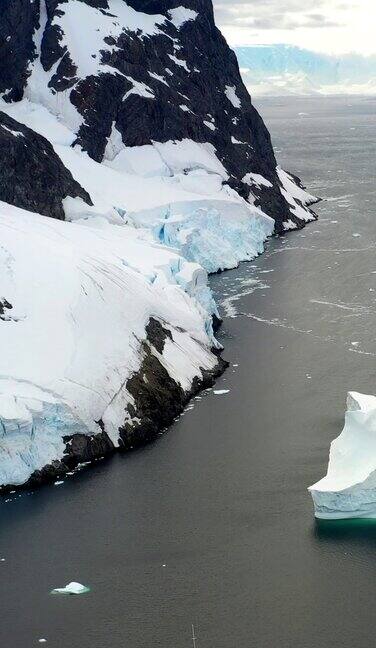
[145,317,173,354]
[21,430,115,488]
[1,317,227,492]
[119,320,227,450]
[119,347,227,450]
[0,111,92,219]
[0,298,12,321]
[0,0,39,102]
[212,312,223,333]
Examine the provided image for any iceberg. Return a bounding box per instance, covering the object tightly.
[51,582,90,595]
[309,392,376,519]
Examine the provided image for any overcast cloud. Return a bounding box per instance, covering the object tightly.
[213,0,375,55]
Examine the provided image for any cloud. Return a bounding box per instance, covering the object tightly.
[240,14,343,30]
[212,0,375,55]
[214,0,344,31]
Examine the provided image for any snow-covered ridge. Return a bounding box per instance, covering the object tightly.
[309,392,376,519]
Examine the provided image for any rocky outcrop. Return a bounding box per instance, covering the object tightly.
[0,111,92,219]
[0,298,12,321]
[118,318,227,448]
[0,0,39,102]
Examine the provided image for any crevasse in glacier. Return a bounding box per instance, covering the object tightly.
[309,392,376,519]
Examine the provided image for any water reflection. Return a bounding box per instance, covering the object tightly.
[313,518,376,545]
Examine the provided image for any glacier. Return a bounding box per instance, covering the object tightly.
[309,392,376,519]
[0,0,317,489]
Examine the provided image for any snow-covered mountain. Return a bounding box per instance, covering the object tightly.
[236,45,376,96]
[0,1,316,488]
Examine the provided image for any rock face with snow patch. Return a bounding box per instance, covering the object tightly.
[0,112,92,219]
[0,0,39,102]
[0,0,315,231]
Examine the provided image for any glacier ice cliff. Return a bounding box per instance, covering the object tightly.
[309,392,376,519]
[0,203,228,486]
[235,45,376,97]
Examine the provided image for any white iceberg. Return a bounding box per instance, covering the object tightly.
[51,582,90,595]
[309,392,376,519]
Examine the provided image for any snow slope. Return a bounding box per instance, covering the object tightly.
[309,393,376,519]
[0,202,221,485]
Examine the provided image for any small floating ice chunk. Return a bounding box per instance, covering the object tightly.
[54,481,64,486]
[51,582,90,595]
[352,233,361,237]
[213,389,230,395]
[38,640,47,644]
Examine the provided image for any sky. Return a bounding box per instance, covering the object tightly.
[213,0,376,56]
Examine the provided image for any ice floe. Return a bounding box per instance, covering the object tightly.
[51,582,90,595]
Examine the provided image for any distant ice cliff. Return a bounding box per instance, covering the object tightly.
[235,45,376,96]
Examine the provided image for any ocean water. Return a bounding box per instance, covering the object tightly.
[0,95,375,647]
